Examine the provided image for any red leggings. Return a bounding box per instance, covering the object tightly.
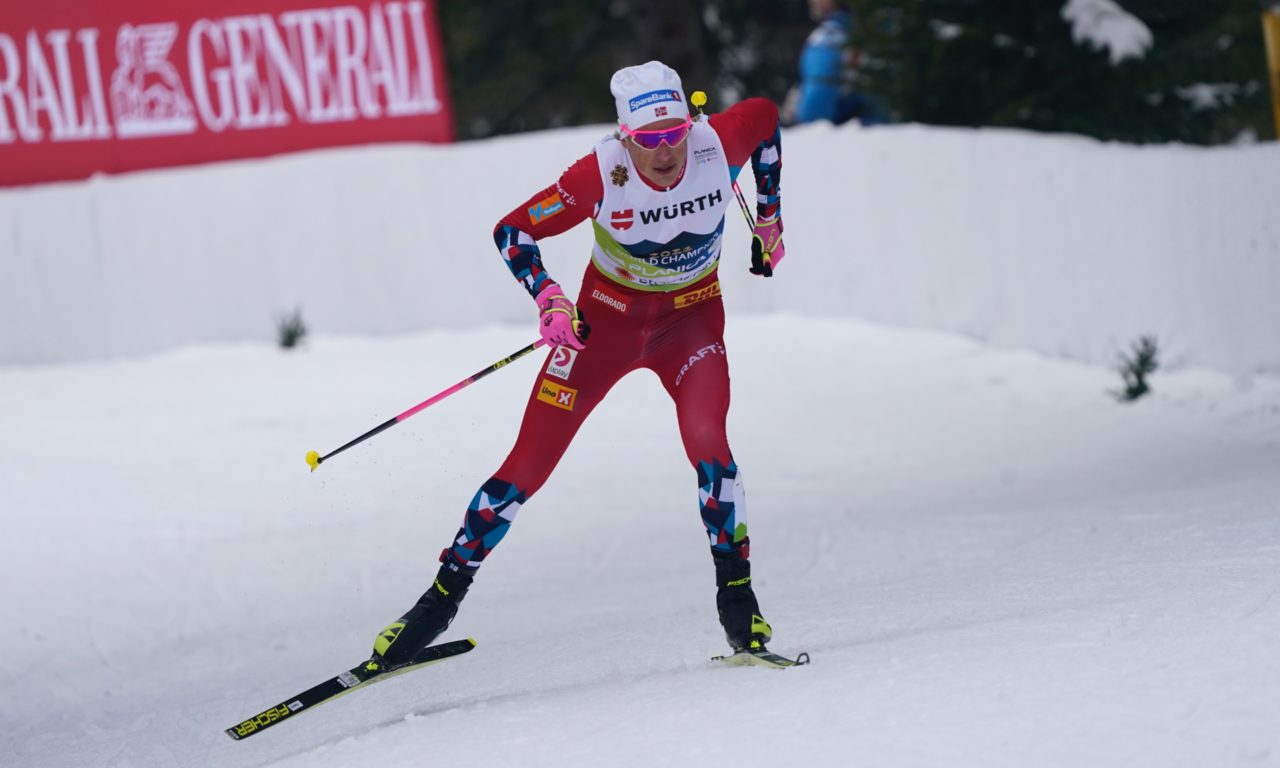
[437,265,746,573]
[496,265,734,493]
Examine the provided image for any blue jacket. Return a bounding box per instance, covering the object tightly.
[796,11,851,124]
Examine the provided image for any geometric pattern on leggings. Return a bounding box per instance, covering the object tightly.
[441,477,526,573]
[696,458,748,554]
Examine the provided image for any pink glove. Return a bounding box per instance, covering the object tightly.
[535,284,589,350]
[749,216,785,277]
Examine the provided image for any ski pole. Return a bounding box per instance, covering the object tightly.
[732,179,756,230]
[305,340,546,472]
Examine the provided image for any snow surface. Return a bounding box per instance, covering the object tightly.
[2,315,1279,768]
[1062,0,1154,65]
[4,122,1279,374]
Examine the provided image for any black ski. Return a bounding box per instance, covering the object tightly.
[225,638,476,741]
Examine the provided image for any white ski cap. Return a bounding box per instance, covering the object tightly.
[611,61,689,129]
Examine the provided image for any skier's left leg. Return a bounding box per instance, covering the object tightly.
[651,295,772,652]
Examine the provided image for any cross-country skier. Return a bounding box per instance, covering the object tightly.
[370,60,786,667]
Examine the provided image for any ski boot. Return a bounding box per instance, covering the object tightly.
[370,565,472,671]
[713,549,772,652]
[711,550,809,667]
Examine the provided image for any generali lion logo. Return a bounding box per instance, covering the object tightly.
[0,4,453,168]
[110,23,196,138]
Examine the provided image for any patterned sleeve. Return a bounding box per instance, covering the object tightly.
[708,98,782,222]
[492,152,603,299]
[750,123,782,222]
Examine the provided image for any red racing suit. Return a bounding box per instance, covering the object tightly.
[440,99,783,574]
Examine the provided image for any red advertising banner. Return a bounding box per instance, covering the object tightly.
[0,0,453,186]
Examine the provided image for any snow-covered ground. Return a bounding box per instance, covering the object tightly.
[2,315,1278,768]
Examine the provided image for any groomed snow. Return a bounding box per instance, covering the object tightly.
[2,316,1278,767]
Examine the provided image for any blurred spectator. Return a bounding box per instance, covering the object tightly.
[788,0,886,126]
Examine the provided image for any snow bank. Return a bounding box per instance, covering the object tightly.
[786,123,1280,375]
[2,122,1278,373]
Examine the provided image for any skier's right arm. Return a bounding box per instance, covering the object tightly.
[492,152,603,300]
[492,152,603,348]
